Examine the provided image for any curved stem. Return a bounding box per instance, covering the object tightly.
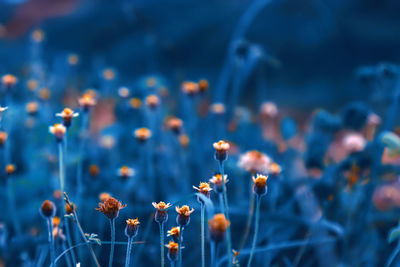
[219,161,232,267]
[125,237,133,267]
[48,218,56,267]
[201,204,205,267]
[160,223,165,267]
[247,195,261,267]
[65,219,77,266]
[109,219,116,267]
[72,211,100,267]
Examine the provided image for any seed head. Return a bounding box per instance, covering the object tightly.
[49,123,66,142]
[198,79,209,93]
[208,213,230,243]
[209,173,228,193]
[193,182,212,198]
[96,197,126,220]
[167,226,180,242]
[166,117,183,134]
[5,164,15,175]
[125,218,140,238]
[152,201,171,224]
[213,140,230,162]
[40,200,56,219]
[175,205,194,227]
[2,74,17,88]
[0,131,7,147]
[252,174,268,196]
[134,127,152,142]
[118,166,135,180]
[181,81,199,96]
[56,108,79,128]
[78,94,97,111]
[166,241,179,262]
[145,94,160,109]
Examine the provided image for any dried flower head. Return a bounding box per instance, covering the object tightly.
[260,101,278,118]
[268,162,282,176]
[39,88,51,101]
[27,79,38,91]
[68,53,79,65]
[179,134,190,148]
[78,94,97,111]
[166,117,183,134]
[198,79,209,93]
[52,216,61,227]
[238,150,271,174]
[103,69,115,81]
[193,182,212,198]
[181,81,199,96]
[89,164,100,178]
[56,108,79,128]
[99,192,111,202]
[125,218,140,238]
[96,197,126,220]
[176,205,194,227]
[49,123,66,142]
[134,127,152,142]
[129,98,142,109]
[208,213,230,243]
[5,164,15,175]
[65,202,76,214]
[118,87,130,98]
[145,94,160,109]
[210,103,226,115]
[0,131,7,147]
[152,201,171,224]
[213,140,230,162]
[26,102,39,116]
[2,74,17,88]
[167,227,180,242]
[252,174,268,196]
[118,166,135,180]
[166,241,179,262]
[209,173,228,193]
[40,200,56,218]
[53,190,62,199]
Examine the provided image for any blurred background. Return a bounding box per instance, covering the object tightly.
[0,0,399,108]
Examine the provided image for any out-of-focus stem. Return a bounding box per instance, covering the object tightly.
[218,161,232,267]
[201,204,205,267]
[247,195,261,267]
[48,218,56,267]
[160,222,165,267]
[125,236,133,267]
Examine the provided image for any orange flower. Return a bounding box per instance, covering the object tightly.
[198,79,209,93]
[56,108,79,127]
[5,164,15,175]
[134,127,152,142]
[96,197,126,220]
[193,182,212,198]
[153,201,171,223]
[209,173,228,193]
[166,241,179,261]
[118,166,135,179]
[145,94,160,109]
[208,213,230,243]
[181,81,199,95]
[167,227,180,242]
[40,200,56,218]
[252,174,268,196]
[78,94,97,110]
[2,74,17,88]
[238,150,271,174]
[213,140,230,162]
[125,218,140,238]
[176,205,194,226]
[49,124,66,141]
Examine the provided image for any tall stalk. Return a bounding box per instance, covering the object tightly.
[48,218,56,267]
[109,219,116,267]
[247,195,261,267]
[219,161,232,267]
[178,226,184,267]
[159,223,165,267]
[201,204,205,267]
[125,237,133,267]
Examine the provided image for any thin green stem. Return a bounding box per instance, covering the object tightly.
[48,218,56,267]
[247,195,261,267]
[160,223,165,267]
[125,237,133,267]
[201,204,205,267]
[109,219,116,267]
[219,161,232,267]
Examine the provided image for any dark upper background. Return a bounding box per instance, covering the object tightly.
[0,0,399,110]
